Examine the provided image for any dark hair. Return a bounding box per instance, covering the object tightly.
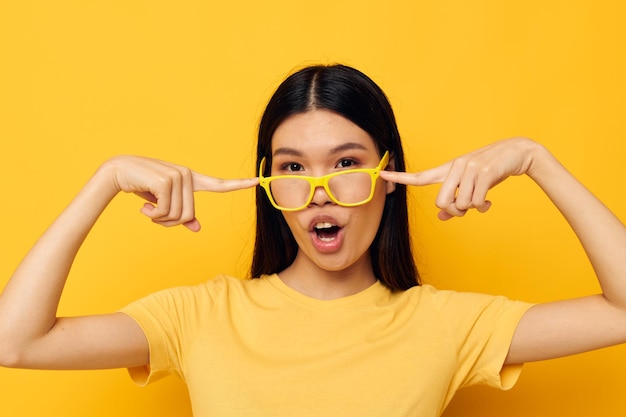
[251,64,419,290]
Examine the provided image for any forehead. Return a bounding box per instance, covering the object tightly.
[271,110,377,156]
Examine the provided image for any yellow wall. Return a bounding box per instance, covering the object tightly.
[1,1,624,415]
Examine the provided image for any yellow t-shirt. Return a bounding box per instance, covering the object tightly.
[121,274,532,417]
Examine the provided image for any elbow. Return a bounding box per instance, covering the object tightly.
[0,352,23,369]
[0,344,24,368]
[0,333,29,369]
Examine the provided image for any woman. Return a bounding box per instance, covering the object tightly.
[0,64,624,416]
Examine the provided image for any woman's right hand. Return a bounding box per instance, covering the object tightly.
[103,156,259,232]
[0,155,258,370]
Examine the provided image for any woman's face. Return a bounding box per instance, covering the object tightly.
[269,109,393,276]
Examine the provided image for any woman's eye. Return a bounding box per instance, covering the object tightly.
[283,163,303,172]
[337,159,357,169]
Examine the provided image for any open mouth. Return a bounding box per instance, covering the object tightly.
[313,222,341,242]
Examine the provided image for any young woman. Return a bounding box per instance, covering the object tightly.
[0,64,625,417]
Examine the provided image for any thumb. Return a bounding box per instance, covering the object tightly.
[183,217,202,232]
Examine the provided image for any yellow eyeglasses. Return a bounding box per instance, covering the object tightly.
[259,151,389,211]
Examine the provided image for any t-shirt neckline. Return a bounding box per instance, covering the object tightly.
[262,273,387,308]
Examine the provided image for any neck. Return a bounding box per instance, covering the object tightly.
[277,252,377,300]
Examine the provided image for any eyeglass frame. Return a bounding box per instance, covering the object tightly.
[258,150,390,212]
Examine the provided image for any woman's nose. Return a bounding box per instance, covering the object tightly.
[309,185,333,207]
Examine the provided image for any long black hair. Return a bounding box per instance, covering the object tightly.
[251,64,419,290]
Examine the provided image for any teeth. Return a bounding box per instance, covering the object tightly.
[314,222,335,230]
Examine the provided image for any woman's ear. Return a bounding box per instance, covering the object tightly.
[385,153,396,194]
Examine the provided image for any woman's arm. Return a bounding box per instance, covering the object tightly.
[0,156,258,370]
[505,142,626,363]
[380,137,626,363]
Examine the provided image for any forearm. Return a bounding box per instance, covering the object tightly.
[0,162,119,348]
[528,144,626,305]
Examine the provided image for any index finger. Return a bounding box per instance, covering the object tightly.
[192,172,260,193]
[380,162,452,186]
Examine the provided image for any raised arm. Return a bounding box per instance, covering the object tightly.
[381,137,626,363]
[0,155,258,370]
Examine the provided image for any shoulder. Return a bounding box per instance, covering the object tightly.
[405,283,524,304]
[121,274,259,315]
[397,284,532,325]
[397,283,495,305]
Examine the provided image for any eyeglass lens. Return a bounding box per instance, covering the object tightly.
[270,171,373,209]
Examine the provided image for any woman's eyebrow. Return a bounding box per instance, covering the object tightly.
[272,147,303,157]
[272,142,370,157]
[328,142,369,154]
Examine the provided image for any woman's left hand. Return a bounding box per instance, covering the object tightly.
[380,137,541,220]
[383,137,626,363]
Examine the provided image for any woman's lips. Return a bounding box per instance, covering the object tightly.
[309,217,344,253]
[314,223,340,241]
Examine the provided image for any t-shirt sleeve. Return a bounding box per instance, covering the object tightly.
[426,285,534,391]
[119,283,210,386]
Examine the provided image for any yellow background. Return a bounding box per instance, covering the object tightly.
[1,1,625,416]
